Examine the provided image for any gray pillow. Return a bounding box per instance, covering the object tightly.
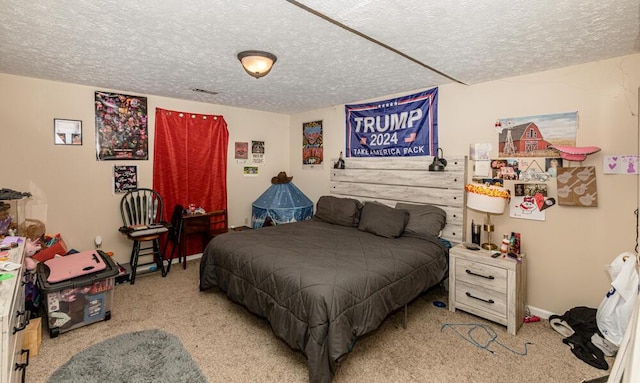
[357,202,409,238]
[395,202,446,238]
[314,196,363,227]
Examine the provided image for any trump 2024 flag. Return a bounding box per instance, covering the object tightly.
[345,88,438,157]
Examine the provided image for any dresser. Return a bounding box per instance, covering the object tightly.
[0,239,29,383]
[448,243,526,335]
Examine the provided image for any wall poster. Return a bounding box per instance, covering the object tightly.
[302,120,323,167]
[345,88,438,158]
[243,166,259,176]
[235,142,249,161]
[113,165,138,193]
[604,155,639,174]
[95,91,148,161]
[251,140,265,164]
[496,112,578,158]
[557,166,598,207]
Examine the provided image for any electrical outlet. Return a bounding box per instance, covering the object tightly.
[244,217,249,225]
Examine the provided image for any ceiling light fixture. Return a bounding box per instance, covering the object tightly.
[237,50,277,79]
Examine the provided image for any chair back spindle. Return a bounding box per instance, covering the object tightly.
[121,189,164,227]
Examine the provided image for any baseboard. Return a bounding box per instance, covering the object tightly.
[527,305,555,320]
[136,253,203,274]
[167,252,203,265]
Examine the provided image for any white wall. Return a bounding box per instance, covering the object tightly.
[1,73,290,265]
[289,53,640,315]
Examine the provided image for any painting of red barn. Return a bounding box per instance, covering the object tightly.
[496,112,578,157]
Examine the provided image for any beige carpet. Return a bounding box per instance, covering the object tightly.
[28,260,612,383]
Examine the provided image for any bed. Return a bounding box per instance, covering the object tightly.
[199,156,466,383]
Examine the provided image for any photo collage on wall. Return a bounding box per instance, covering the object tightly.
[471,111,584,221]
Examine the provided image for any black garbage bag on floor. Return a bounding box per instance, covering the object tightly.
[549,306,608,370]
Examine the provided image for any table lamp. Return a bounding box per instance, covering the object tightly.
[465,183,510,250]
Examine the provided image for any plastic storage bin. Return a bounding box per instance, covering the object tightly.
[36,250,118,338]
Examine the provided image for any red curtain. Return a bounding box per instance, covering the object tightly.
[153,108,228,256]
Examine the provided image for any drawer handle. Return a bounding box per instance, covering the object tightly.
[13,310,30,334]
[465,269,495,280]
[466,292,495,304]
[15,348,30,383]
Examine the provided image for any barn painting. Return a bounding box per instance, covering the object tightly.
[496,112,578,157]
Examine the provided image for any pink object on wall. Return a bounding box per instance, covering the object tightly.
[550,145,601,161]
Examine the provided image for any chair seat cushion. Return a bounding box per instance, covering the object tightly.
[127,227,168,237]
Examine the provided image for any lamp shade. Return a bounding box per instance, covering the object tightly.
[237,50,277,79]
[465,184,509,214]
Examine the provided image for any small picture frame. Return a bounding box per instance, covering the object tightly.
[54,118,82,145]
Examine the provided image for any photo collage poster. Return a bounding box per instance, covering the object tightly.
[95,91,148,161]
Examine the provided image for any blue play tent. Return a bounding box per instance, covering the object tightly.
[251,174,313,228]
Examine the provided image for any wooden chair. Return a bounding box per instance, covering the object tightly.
[118,188,169,284]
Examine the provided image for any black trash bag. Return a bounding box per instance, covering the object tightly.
[549,306,608,370]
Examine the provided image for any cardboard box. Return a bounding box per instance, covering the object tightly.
[23,317,42,357]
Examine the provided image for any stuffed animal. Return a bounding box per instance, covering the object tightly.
[24,238,42,271]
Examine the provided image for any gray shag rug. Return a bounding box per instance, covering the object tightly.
[47,329,208,383]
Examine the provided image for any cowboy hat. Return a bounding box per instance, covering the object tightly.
[271,171,293,184]
[549,145,601,162]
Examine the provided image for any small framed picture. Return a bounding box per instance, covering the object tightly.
[54,118,82,145]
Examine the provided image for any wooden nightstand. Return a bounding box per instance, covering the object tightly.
[448,243,526,335]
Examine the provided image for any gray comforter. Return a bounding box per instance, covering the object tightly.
[199,219,448,383]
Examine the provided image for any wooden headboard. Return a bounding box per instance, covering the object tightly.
[329,155,467,244]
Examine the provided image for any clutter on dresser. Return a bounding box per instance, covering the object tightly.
[0,237,28,383]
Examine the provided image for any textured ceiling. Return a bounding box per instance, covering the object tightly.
[0,0,638,114]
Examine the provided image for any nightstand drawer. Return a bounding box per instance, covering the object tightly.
[455,258,507,293]
[456,281,507,317]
